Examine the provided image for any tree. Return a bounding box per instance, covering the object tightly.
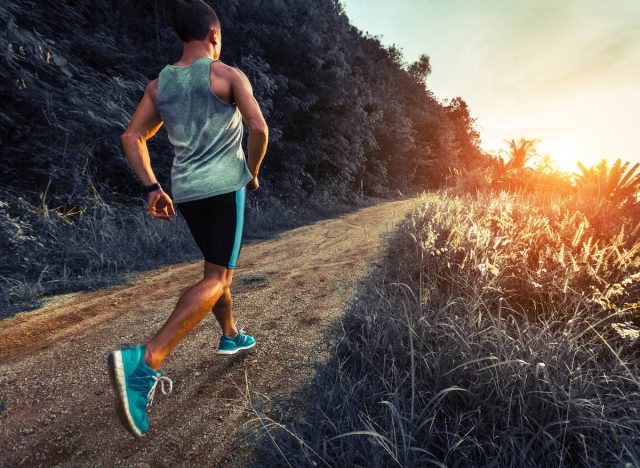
[444,97,483,170]
[534,153,557,175]
[407,53,431,86]
[574,158,640,207]
[491,137,542,192]
[500,137,541,172]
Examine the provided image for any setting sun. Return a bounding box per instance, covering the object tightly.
[535,135,590,173]
[482,131,595,174]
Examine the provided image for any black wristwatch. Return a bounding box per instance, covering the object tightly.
[141,182,162,194]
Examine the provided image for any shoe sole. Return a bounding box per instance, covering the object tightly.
[107,351,144,438]
[216,340,256,355]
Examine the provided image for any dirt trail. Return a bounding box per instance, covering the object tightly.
[0,196,421,467]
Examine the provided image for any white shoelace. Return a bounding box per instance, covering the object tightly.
[147,374,173,407]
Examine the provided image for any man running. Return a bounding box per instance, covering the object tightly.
[108,0,268,438]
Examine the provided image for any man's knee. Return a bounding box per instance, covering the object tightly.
[203,273,232,290]
[203,260,233,288]
[220,275,233,289]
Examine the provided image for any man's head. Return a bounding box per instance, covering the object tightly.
[168,0,221,43]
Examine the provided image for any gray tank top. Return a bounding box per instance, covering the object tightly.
[156,56,253,203]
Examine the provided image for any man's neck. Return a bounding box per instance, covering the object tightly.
[180,42,215,62]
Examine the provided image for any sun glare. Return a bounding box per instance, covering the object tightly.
[535,136,583,174]
[483,130,606,176]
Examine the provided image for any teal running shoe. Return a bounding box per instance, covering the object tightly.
[107,344,173,437]
[216,327,256,355]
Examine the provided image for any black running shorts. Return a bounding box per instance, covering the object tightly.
[175,186,247,269]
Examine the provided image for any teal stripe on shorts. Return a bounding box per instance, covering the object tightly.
[228,186,246,268]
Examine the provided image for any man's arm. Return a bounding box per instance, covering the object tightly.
[120,80,174,221]
[232,68,268,179]
[120,80,164,186]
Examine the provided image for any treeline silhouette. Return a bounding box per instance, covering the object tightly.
[0,0,483,311]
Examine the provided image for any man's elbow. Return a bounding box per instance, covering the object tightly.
[120,132,132,145]
[249,121,268,138]
[120,131,143,146]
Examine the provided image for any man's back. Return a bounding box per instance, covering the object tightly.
[154,57,253,204]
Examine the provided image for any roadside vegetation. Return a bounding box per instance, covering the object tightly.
[246,144,640,466]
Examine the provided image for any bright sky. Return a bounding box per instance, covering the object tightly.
[342,0,640,172]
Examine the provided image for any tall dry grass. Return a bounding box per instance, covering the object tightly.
[245,190,640,467]
[0,194,198,318]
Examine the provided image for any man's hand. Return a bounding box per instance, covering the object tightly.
[148,189,175,222]
[246,176,260,192]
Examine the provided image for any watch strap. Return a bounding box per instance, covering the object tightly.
[142,182,162,193]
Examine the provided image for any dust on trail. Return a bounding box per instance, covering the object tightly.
[0,196,422,467]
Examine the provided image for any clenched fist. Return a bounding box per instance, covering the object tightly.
[246,176,260,192]
[148,189,175,222]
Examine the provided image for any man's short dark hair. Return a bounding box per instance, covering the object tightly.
[168,0,220,42]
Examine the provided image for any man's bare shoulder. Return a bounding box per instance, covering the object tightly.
[145,79,159,102]
[213,61,247,84]
[232,66,251,85]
